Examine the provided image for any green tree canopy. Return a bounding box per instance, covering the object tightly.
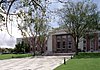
[57,1,100,54]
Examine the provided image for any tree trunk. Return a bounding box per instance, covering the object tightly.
[74,36,79,55]
[75,40,79,55]
[31,37,36,56]
[40,44,44,55]
[33,37,36,56]
[41,46,43,55]
[33,45,35,56]
[30,45,35,56]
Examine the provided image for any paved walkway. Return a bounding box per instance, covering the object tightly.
[0,56,71,70]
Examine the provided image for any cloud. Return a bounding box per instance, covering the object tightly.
[0,31,15,48]
[0,15,22,48]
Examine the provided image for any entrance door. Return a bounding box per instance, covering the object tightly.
[56,35,67,53]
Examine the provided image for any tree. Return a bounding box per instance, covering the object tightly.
[57,1,100,55]
[0,0,49,37]
[38,23,50,54]
[15,43,23,53]
[0,6,6,31]
[0,0,51,55]
[14,41,30,53]
[15,0,50,56]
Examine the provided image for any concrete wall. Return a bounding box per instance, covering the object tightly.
[78,38,83,50]
[47,34,52,52]
[47,30,67,52]
[17,38,22,44]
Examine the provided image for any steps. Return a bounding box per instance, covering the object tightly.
[43,51,75,56]
[53,53,75,56]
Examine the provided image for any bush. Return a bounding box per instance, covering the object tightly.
[73,52,100,59]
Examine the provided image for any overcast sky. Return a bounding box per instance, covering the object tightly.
[0,0,100,48]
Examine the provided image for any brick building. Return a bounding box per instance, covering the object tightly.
[16,30,100,54]
[47,29,100,53]
[17,37,47,53]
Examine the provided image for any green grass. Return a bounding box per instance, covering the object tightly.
[0,54,32,60]
[54,53,100,70]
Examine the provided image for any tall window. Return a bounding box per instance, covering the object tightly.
[68,35,71,41]
[63,41,66,48]
[83,39,86,50]
[98,39,100,49]
[68,41,72,49]
[57,42,60,48]
[68,35,72,49]
[57,36,61,41]
[62,35,66,39]
[68,46,71,48]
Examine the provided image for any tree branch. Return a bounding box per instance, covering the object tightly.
[5,0,16,36]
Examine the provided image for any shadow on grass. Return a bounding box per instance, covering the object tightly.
[73,52,100,59]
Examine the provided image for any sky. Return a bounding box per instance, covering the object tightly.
[0,0,100,48]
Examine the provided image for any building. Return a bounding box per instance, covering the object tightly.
[47,29,100,53]
[47,29,75,53]
[16,29,100,54]
[17,37,47,53]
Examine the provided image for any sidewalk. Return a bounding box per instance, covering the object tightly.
[0,56,71,70]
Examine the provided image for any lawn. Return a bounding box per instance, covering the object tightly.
[54,53,100,70]
[0,54,32,60]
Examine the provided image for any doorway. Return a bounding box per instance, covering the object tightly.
[56,35,67,53]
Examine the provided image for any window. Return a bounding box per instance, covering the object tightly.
[83,39,86,48]
[36,47,37,51]
[68,46,71,48]
[69,42,72,44]
[83,40,86,43]
[57,36,61,40]
[57,42,60,48]
[98,33,100,37]
[62,35,66,39]
[68,41,72,49]
[46,47,47,50]
[99,46,100,49]
[68,35,72,41]
[83,47,86,50]
[98,39,100,49]
[63,41,65,48]
[99,40,100,42]
[68,35,71,38]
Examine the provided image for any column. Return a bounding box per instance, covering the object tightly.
[86,34,90,51]
[52,35,57,53]
[94,33,98,51]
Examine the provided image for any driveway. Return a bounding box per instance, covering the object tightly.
[0,56,71,70]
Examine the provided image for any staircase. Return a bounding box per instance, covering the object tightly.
[43,51,75,56]
[53,53,75,56]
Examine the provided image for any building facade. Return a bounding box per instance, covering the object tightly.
[16,30,100,54]
[47,29,100,53]
[17,37,47,53]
